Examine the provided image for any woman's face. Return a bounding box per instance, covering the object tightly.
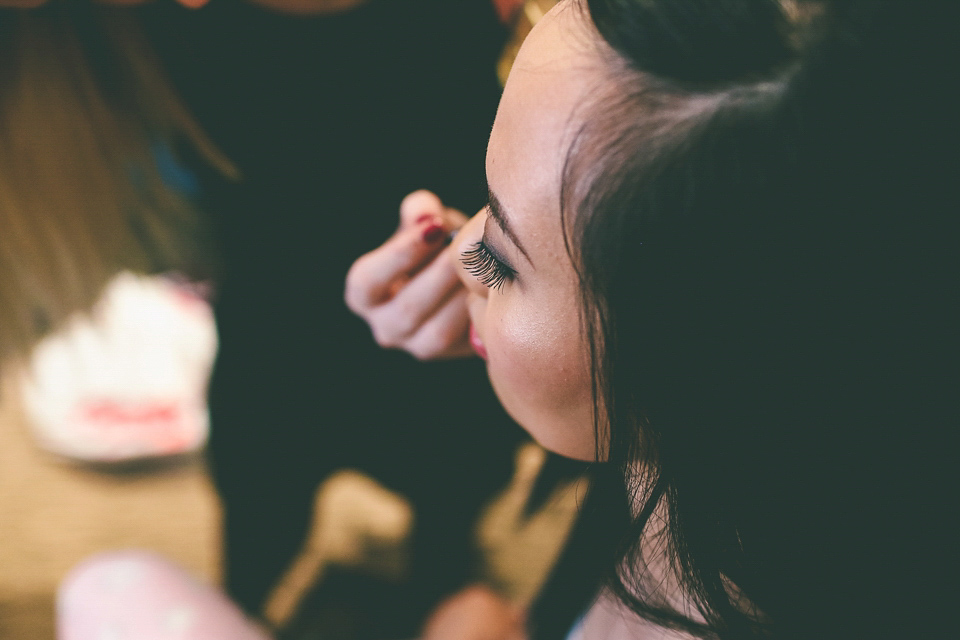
[453,3,605,461]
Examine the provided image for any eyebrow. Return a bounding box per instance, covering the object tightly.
[487,187,532,264]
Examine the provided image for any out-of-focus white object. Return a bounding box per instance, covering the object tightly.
[20,271,217,463]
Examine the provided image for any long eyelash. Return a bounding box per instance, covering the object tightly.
[461,241,516,291]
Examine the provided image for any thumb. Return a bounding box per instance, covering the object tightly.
[442,204,470,232]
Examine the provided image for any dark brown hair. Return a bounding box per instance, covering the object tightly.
[532,1,953,638]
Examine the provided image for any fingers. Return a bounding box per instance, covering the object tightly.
[345,218,451,313]
[345,189,474,361]
[400,290,473,361]
[366,247,465,349]
[378,244,461,328]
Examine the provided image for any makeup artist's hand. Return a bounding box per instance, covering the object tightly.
[422,585,528,640]
[345,190,474,360]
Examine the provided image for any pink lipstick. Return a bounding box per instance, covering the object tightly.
[469,324,488,360]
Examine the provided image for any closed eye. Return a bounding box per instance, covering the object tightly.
[461,241,517,291]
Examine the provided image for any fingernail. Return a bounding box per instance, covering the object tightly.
[422,224,446,244]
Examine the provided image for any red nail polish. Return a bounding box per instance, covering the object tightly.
[422,224,445,244]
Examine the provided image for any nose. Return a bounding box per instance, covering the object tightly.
[450,207,490,296]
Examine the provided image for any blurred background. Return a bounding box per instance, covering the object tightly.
[0,1,573,638]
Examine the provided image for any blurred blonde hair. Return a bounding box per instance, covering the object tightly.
[0,3,235,362]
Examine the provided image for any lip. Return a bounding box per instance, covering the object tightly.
[469,324,488,360]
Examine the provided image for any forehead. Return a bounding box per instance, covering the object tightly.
[486,4,606,222]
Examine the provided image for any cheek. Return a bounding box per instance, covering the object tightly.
[484,297,596,460]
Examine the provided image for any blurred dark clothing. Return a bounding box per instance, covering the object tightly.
[141,1,525,632]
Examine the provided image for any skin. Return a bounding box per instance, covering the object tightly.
[422,584,526,640]
[347,8,607,635]
[349,4,680,637]
[450,2,602,462]
[352,11,680,639]
[350,2,603,462]
[346,1,606,462]
[345,190,473,360]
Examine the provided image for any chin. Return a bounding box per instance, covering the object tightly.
[490,381,596,462]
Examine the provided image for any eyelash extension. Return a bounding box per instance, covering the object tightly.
[461,241,516,291]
